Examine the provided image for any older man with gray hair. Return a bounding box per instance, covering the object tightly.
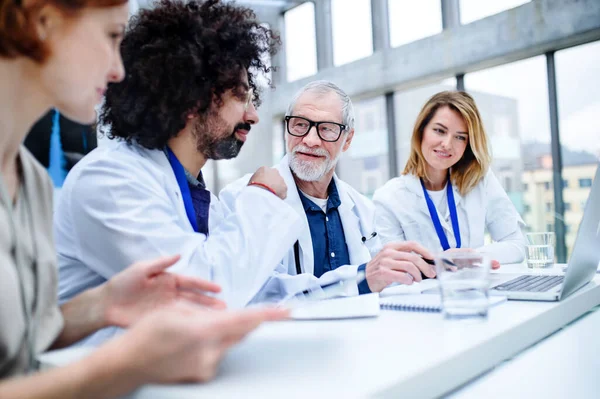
[221,80,436,303]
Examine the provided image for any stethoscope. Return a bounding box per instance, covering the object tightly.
[0,173,39,374]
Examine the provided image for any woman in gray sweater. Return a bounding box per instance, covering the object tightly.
[0,0,286,397]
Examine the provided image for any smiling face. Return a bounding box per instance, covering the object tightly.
[37,3,129,124]
[420,106,469,175]
[286,90,354,182]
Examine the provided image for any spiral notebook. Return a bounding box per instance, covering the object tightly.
[380,294,506,313]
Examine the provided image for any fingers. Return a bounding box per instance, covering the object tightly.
[445,248,475,254]
[383,241,435,261]
[202,308,289,340]
[385,260,422,282]
[381,268,416,285]
[175,275,222,294]
[491,260,501,270]
[376,247,436,278]
[179,291,227,310]
[251,307,290,321]
[138,254,181,276]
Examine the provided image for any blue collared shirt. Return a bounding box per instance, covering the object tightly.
[164,148,211,235]
[186,170,210,236]
[298,180,351,279]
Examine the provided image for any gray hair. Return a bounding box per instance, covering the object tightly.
[285,80,355,131]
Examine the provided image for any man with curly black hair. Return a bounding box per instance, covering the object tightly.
[54,0,303,345]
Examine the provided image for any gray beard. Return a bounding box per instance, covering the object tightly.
[289,155,334,181]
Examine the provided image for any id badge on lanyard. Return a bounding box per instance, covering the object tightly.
[166,147,199,233]
[420,178,461,251]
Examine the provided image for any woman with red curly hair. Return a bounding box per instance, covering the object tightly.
[0,0,287,397]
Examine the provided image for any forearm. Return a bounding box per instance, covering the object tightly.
[480,225,528,264]
[0,343,143,399]
[252,264,361,304]
[477,240,526,264]
[52,285,108,349]
[175,187,303,307]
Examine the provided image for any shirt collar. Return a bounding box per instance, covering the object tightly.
[163,148,206,189]
[184,169,206,189]
[298,179,341,212]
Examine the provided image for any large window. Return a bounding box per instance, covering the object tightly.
[464,57,552,237]
[338,96,388,197]
[388,0,442,48]
[331,0,373,66]
[393,78,457,176]
[460,0,530,25]
[556,40,600,256]
[284,2,317,81]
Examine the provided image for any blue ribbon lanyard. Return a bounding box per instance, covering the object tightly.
[166,147,199,233]
[420,177,461,251]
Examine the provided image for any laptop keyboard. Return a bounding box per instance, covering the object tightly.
[494,275,564,292]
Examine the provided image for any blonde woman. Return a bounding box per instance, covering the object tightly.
[373,91,526,266]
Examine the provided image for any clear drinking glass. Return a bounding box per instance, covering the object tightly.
[435,252,492,320]
[525,232,555,269]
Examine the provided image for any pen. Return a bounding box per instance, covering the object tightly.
[421,257,436,280]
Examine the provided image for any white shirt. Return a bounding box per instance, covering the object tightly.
[426,187,448,217]
[373,170,527,263]
[300,190,328,213]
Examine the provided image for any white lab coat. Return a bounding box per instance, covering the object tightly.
[372,170,527,264]
[220,155,382,303]
[55,141,303,312]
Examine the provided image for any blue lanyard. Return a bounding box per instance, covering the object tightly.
[420,177,461,251]
[166,147,199,233]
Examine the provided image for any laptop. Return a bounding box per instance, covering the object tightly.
[489,164,600,301]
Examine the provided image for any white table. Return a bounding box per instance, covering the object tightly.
[448,304,600,398]
[41,264,600,398]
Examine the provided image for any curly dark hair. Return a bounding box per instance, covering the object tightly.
[100,0,280,149]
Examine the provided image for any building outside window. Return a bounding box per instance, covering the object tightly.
[556,40,600,256]
[465,56,551,231]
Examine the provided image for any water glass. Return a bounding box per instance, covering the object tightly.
[525,232,555,269]
[434,252,491,320]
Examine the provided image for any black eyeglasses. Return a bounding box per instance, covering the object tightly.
[285,116,347,142]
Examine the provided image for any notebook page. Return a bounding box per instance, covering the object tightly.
[380,294,507,312]
[289,293,380,320]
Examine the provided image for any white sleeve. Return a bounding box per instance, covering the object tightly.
[68,158,303,308]
[373,187,407,245]
[250,264,361,304]
[476,171,528,264]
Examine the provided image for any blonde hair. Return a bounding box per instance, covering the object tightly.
[403,91,491,196]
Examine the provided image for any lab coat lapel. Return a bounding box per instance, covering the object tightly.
[277,155,314,274]
[141,146,194,232]
[335,177,372,265]
[405,174,431,218]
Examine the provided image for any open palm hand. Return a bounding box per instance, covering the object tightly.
[102,255,226,328]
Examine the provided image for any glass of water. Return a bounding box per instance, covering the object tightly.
[526,232,555,269]
[434,252,491,320]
